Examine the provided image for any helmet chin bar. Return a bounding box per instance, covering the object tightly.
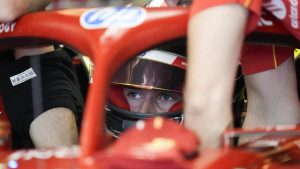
[105,103,183,138]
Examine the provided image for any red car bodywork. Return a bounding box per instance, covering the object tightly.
[0,7,299,169]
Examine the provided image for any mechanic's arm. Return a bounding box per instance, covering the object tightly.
[0,0,52,22]
[184,4,248,148]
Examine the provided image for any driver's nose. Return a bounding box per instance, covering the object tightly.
[137,95,156,113]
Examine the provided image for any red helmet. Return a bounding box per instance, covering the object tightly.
[105,50,186,137]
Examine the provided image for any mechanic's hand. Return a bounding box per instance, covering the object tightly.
[0,0,51,23]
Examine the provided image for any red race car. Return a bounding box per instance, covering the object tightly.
[0,5,299,169]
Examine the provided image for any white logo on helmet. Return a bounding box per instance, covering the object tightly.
[138,50,186,69]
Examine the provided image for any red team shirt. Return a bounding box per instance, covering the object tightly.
[190,0,298,74]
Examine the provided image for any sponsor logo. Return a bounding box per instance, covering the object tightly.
[258,17,274,26]
[0,22,16,33]
[263,0,299,29]
[263,0,287,20]
[10,68,37,86]
[80,7,147,29]
[289,0,299,29]
[8,146,80,161]
[258,12,274,26]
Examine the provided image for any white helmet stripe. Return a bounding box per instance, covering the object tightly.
[138,50,186,69]
[146,0,167,7]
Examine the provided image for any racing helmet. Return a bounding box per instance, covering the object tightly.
[105,50,186,137]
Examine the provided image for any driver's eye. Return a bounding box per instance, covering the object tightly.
[157,94,175,102]
[126,91,143,99]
